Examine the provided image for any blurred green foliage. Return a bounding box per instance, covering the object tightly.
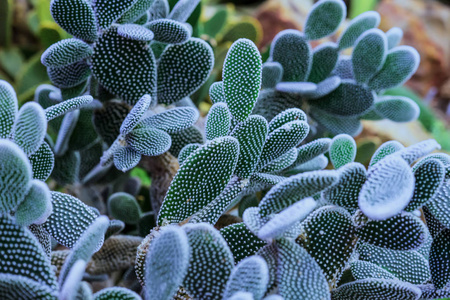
[0,0,70,103]
[349,0,380,19]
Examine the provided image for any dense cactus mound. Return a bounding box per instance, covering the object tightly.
[0,0,448,299]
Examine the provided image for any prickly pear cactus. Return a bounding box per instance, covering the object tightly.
[252,0,420,137]
[0,0,446,299]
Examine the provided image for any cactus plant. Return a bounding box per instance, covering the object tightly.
[0,0,449,299]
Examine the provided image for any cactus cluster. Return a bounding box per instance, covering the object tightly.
[253,0,420,136]
[0,0,449,299]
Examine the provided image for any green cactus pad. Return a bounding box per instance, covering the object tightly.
[332,55,354,79]
[120,95,151,135]
[51,150,80,185]
[270,30,311,82]
[258,197,316,240]
[50,0,98,42]
[255,243,278,292]
[374,96,420,123]
[310,108,362,136]
[114,146,141,172]
[157,38,213,105]
[248,173,286,193]
[91,26,157,105]
[386,27,403,49]
[158,136,239,225]
[183,223,234,299]
[230,115,268,179]
[352,29,387,84]
[0,216,57,290]
[307,76,342,99]
[178,143,201,165]
[12,102,47,155]
[209,81,226,104]
[59,259,86,300]
[276,82,317,97]
[45,95,93,121]
[107,192,142,224]
[430,228,450,289]
[104,220,125,239]
[396,139,441,165]
[276,238,330,300]
[29,142,54,181]
[338,11,380,50]
[93,0,136,30]
[329,134,357,169]
[59,216,109,287]
[168,125,204,157]
[427,180,450,229]
[323,162,366,209]
[67,109,98,151]
[0,140,32,213]
[332,278,421,300]
[189,176,247,225]
[261,62,283,89]
[357,212,427,251]
[258,121,309,169]
[268,108,306,133]
[304,0,346,40]
[310,80,374,117]
[297,206,356,283]
[223,256,269,300]
[287,155,329,174]
[47,61,91,88]
[405,159,445,212]
[117,24,155,41]
[291,138,331,167]
[358,155,414,220]
[350,260,396,280]
[416,284,450,300]
[368,46,420,91]
[260,148,298,173]
[61,80,88,101]
[205,103,231,141]
[221,222,267,264]
[0,274,57,300]
[118,0,155,23]
[0,80,18,138]
[145,19,191,44]
[412,153,450,172]
[369,140,404,166]
[358,243,431,284]
[307,42,339,83]
[145,226,190,300]
[15,180,53,227]
[126,127,171,156]
[140,107,199,134]
[223,38,262,122]
[42,192,99,248]
[93,101,130,146]
[94,287,141,300]
[54,110,79,156]
[148,0,169,21]
[41,39,92,67]
[252,89,301,122]
[242,206,271,236]
[259,170,338,216]
[168,0,200,22]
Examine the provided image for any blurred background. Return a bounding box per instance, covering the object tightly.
[1,0,449,160]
